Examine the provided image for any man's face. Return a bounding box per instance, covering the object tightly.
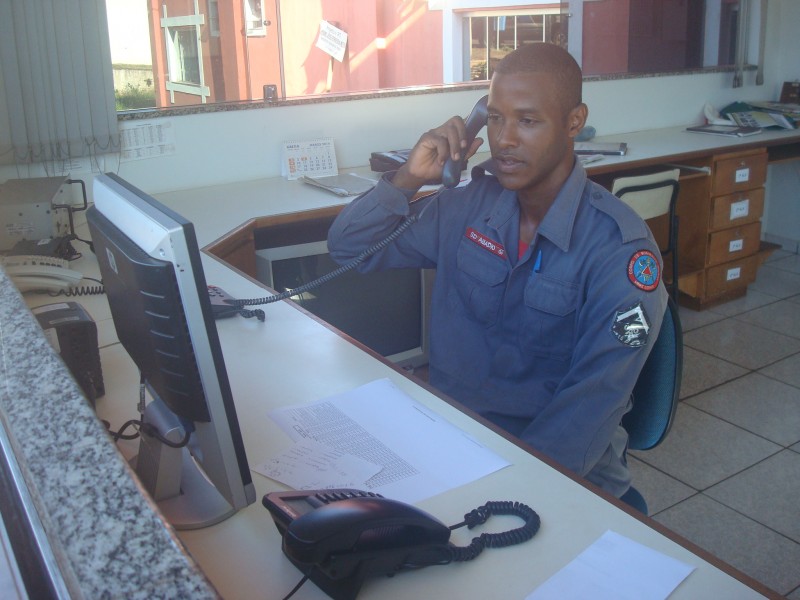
[487,71,585,201]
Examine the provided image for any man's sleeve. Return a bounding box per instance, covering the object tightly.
[327,173,438,270]
[519,239,668,478]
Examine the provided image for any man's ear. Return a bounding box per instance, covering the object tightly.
[567,103,588,138]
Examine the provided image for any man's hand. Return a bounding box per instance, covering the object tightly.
[392,116,484,191]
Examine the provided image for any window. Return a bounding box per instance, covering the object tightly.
[160,3,210,104]
[169,28,201,85]
[245,0,267,37]
[577,0,707,76]
[464,10,567,81]
[207,0,220,38]
[105,1,762,114]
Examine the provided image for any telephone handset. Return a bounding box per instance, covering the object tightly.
[231,96,490,311]
[263,488,540,600]
[2,255,84,292]
[441,95,489,188]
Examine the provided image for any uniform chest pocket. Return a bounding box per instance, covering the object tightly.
[521,274,579,359]
[453,238,508,326]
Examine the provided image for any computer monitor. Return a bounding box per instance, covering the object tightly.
[88,173,256,529]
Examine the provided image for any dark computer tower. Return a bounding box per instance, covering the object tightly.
[32,302,105,406]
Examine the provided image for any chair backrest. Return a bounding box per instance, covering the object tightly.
[621,296,683,451]
[611,169,680,222]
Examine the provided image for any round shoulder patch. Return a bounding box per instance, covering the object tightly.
[627,250,660,292]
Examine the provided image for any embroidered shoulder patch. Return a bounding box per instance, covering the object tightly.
[612,302,651,347]
[627,250,660,292]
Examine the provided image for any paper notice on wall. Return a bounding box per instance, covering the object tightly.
[316,20,347,62]
[120,121,176,161]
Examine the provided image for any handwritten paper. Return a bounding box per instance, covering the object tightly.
[267,378,510,503]
[254,439,380,490]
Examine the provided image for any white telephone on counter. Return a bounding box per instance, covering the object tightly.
[2,255,84,292]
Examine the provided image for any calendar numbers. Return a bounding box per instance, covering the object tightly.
[282,138,338,179]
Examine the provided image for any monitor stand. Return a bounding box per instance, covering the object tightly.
[132,398,235,530]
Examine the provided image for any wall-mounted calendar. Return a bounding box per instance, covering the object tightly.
[281,138,338,179]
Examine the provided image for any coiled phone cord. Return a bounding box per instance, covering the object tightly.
[50,284,105,297]
[231,213,420,309]
[446,500,541,562]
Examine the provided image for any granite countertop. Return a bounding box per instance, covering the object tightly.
[0,268,217,598]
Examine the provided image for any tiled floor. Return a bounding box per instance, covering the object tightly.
[629,250,800,598]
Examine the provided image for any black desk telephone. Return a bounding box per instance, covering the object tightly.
[263,488,540,600]
[368,96,488,186]
[369,149,410,172]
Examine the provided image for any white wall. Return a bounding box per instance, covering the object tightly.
[2,1,799,205]
[111,69,791,196]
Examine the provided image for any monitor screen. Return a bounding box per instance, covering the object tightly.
[88,173,255,529]
[256,241,431,369]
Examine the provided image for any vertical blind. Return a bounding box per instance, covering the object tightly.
[0,0,119,164]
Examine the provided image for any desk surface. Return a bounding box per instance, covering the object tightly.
[11,123,799,599]
[96,249,775,600]
[140,124,800,599]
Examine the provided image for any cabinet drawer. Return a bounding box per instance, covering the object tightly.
[707,222,761,266]
[713,152,767,196]
[705,255,760,297]
[709,188,765,231]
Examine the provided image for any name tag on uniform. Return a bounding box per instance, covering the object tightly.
[465,228,506,259]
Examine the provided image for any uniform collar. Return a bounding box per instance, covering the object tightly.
[536,160,586,253]
[477,158,587,254]
[473,160,519,232]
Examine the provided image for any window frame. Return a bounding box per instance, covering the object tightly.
[161,2,210,104]
[462,7,567,82]
[245,0,267,38]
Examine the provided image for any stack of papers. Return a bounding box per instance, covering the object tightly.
[575,141,628,156]
[686,124,762,137]
[729,110,795,130]
[256,378,510,503]
[746,101,799,127]
[300,173,377,196]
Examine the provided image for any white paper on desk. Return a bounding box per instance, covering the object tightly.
[527,530,695,600]
[253,439,381,490]
[269,378,510,503]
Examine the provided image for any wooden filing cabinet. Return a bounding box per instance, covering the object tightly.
[676,148,776,309]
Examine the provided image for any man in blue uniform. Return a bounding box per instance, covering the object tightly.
[327,43,667,500]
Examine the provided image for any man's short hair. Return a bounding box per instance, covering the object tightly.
[494,43,583,110]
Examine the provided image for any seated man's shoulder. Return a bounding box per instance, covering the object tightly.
[586,182,651,243]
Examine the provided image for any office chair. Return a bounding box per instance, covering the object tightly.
[619,296,683,515]
[612,169,680,302]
